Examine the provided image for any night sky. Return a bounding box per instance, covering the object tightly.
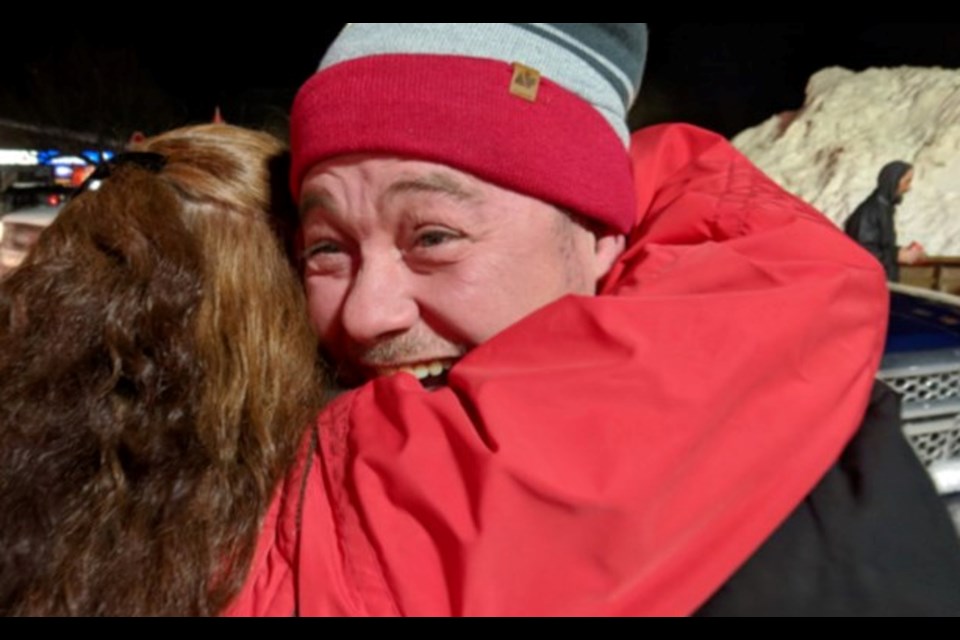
[2,23,960,143]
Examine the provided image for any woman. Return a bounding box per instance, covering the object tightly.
[0,125,320,616]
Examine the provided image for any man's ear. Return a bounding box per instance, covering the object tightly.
[593,233,626,283]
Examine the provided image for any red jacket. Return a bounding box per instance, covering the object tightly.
[226,124,889,617]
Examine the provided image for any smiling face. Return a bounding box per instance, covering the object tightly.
[299,155,624,387]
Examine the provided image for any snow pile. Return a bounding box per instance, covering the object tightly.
[734,66,960,255]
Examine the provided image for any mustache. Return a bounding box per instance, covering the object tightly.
[354,334,468,367]
[321,330,471,387]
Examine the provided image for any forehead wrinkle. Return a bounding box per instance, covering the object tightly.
[384,171,484,206]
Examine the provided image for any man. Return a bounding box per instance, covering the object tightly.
[229,24,957,617]
[844,161,926,281]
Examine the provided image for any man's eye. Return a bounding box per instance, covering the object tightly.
[302,240,353,276]
[302,240,345,259]
[414,229,461,249]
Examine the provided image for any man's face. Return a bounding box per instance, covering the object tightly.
[299,156,622,386]
[898,170,914,197]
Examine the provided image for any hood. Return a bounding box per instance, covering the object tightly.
[876,161,913,205]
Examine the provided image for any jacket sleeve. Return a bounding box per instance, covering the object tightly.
[224,431,321,617]
[595,123,890,610]
[222,483,297,617]
[275,124,891,617]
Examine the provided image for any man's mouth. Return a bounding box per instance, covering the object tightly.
[370,358,460,387]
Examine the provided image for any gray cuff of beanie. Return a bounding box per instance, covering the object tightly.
[321,23,648,146]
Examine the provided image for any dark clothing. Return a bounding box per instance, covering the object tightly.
[844,161,913,282]
[697,382,960,617]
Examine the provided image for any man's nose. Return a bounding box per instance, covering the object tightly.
[341,253,419,346]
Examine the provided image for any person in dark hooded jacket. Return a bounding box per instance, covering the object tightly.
[844,161,925,281]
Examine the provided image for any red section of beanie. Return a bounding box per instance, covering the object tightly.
[290,55,636,233]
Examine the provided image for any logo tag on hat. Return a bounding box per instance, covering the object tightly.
[510,63,541,102]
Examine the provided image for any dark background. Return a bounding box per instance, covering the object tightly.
[1,23,958,144]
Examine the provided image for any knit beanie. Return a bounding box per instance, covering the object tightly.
[290,23,648,233]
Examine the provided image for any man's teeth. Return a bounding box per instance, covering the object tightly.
[382,361,452,380]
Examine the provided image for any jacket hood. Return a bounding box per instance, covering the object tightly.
[877,161,913,205]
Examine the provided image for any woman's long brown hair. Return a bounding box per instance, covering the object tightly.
[0,124,320,616]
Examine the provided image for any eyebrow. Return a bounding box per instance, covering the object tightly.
[299,191,340,219]
[385,172,482,204]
